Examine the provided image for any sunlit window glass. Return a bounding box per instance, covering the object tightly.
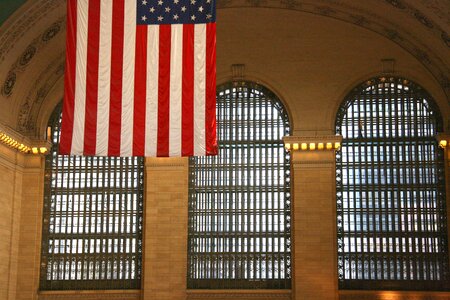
[188,82,292,289]
[336,77,449,290]
[40,105,144,290]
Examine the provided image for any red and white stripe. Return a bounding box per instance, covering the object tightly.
[60,0,217,157]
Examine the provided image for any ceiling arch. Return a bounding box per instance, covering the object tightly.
[0,0,448,136]
[218,0,450,98]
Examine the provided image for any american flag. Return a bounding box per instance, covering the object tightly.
[59,0,217,157]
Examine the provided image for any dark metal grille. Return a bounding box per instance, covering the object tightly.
[188,82,292,289]
[40,105,144,290]
[336,77,449,290]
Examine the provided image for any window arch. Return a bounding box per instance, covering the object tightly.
[187,81,292,289]
[336,77,449,290]
[39,104,144,290]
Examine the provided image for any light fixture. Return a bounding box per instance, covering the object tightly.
[0,128,52,155]
[283,135,343,152]
[439,140,447,148]
[39,147,48,154]
[0,131,31,153]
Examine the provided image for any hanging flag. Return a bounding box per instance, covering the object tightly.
[59,0,217,157]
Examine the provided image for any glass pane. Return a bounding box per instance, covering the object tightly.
[336,78,449,291]
[187,82,292,289]
[39,105,144,290]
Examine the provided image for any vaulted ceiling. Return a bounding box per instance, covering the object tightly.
[0,0,449,137]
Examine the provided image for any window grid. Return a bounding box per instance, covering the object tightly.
[336,77,449,290]
[188,82,292,289]
[40,106,144,290]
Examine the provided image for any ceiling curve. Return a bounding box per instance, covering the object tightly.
[0,0,448,136]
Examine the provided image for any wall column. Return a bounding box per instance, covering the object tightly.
[287,136,340,300]
[142,157,189,300]
[0,144,25,300]
[16,154,45,300]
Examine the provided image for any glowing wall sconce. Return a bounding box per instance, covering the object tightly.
[282,136,343,151]
[436,133,449,149]
[0,126,51,155]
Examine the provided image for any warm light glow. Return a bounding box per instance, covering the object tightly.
[32,147,39,154]
[0,131,33,153]
[39,147,48,154]
[439,140,447,148]
[47,126,52,141]
[282,140,341,151]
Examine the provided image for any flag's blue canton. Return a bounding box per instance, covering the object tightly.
[137,0,216,25]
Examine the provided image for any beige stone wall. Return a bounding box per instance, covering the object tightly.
[16,155,45,300]
[0,6,448,300]
[291,148,338,300]
[142,158,189,300]
[0,144,24,300]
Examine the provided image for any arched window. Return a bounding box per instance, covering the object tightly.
[336,77,449,290]
[39,105,144,290]
[187,82,292,289]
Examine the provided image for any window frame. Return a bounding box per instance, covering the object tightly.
[335,77,449,291]
[187,81,292,289]
[39,104,144,290]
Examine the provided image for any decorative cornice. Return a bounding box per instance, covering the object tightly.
[0,0,61,64]
[145,157,189,168]
[216,0,450,98]
[17,51,65,134]
[2,17,65,99]
[292,159,336,167]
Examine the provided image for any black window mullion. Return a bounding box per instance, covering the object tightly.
[336,77,449,291]
[40,106,143,290]
[188,82,291,289]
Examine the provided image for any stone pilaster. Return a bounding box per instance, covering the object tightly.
[288,136,340,300]
[142,157,189,300]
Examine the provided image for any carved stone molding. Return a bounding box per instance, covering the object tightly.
[0,0,62,63]
[145,157,189,168]
[17,51,65,135]
[231,64,246,81]
[215,0,450,98]
[292,159,335,168]
[1,17,65,98]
